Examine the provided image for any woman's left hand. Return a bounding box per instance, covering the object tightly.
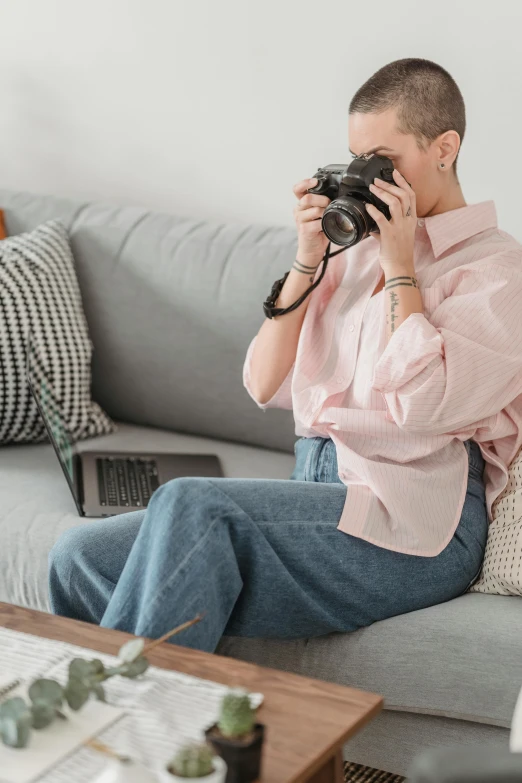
[365,169,417,274]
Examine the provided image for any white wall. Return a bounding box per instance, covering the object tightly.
[0,0,519,237]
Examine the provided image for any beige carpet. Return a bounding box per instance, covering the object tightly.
[344,762,405,782]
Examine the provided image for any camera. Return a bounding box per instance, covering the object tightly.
[307,153,396,248]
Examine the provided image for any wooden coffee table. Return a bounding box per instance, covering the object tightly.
[0,603,383,783]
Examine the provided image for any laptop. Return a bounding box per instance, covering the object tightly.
[25,332,224,518]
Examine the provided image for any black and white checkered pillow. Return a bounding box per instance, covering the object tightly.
[0,219,116,444]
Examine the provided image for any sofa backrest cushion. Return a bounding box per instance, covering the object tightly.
[0,189,297,453]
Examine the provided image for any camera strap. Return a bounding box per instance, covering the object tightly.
[262,242,345,319]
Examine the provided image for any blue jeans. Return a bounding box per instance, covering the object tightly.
[48,438,488,653]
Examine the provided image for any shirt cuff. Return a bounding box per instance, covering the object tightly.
[243,335,294,411]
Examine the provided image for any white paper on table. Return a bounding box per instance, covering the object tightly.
[0,700,124,783]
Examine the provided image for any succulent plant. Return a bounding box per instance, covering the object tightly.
[168,742,215,778]
[217,688,255,739]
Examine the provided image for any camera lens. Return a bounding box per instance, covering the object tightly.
[334,212,356,236]
[322,197,370,247]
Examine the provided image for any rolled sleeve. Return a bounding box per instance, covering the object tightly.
[243,335,295,412]
[371,262,522,435]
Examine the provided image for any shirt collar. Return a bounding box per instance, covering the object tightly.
[421,200,498,259]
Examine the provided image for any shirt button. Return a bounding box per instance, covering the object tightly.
[417,218,425,227]
[336,376,345,384]
[348,324,355,332]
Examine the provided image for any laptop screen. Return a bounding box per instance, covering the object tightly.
[25,332,83,515]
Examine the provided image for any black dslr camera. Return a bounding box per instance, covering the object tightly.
[307,153,396,248]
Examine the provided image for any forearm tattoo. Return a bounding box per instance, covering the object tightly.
[385,276,418,334]
[388,290,399,333]
[292,259,320,282]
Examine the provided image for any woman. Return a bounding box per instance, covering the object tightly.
[49,58,522,653]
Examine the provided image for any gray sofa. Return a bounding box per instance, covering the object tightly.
[0,188,520,777]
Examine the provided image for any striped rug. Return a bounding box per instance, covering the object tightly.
[344,762,405,782]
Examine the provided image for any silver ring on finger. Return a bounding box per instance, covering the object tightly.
[406,206,412,217]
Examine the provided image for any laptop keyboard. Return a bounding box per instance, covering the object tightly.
[96,457,160,507]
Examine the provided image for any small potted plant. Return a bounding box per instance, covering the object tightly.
[160,742,227,783]
[205,688,265,783]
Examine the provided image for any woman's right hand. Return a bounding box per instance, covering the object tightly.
[293,178,331,265]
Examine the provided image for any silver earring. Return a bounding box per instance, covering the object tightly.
[439,163,445,169]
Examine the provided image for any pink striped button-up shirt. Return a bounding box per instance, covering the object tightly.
[243,201,522,556]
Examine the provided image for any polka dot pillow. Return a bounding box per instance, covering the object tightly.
[469,445,522,596]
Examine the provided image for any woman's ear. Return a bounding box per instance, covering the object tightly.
[438,129,461,168]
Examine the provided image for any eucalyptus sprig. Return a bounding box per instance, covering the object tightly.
[0,612,204,749]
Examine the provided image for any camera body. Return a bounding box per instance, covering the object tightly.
[308,153,396,248]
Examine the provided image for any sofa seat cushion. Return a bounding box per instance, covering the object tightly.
[0,421,295,611]
[216,591,522,729]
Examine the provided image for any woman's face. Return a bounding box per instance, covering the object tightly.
[348,107,457,218]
